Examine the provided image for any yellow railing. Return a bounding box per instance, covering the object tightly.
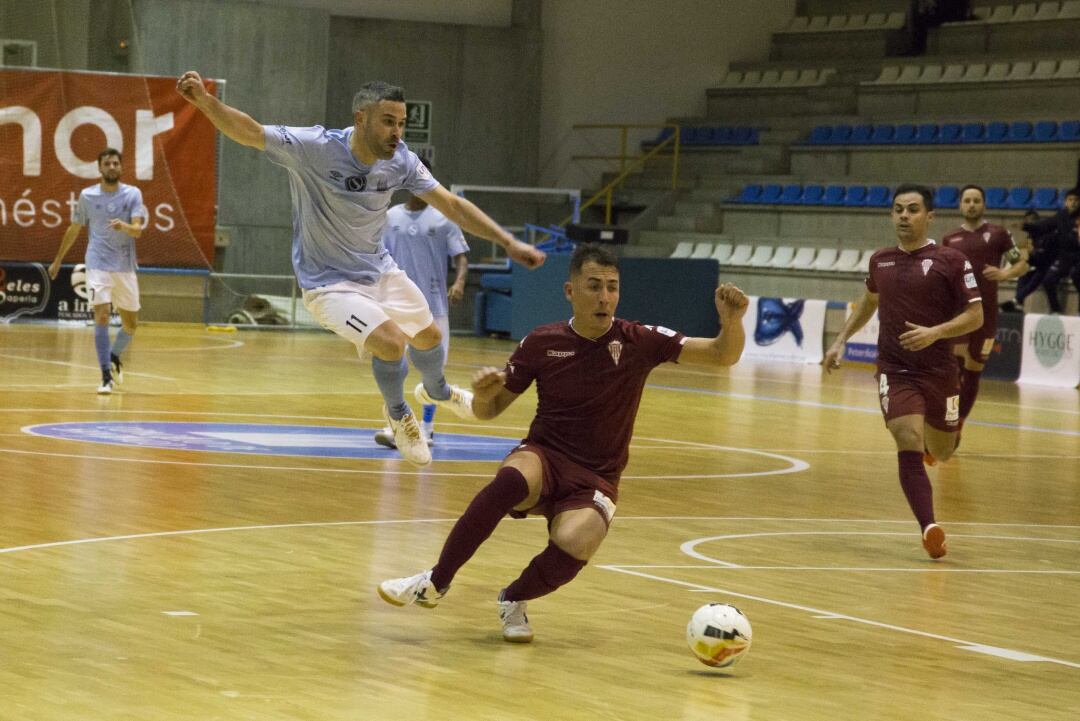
[567,123,680,225]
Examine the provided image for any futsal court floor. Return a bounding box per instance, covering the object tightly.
[1,322,1077,721]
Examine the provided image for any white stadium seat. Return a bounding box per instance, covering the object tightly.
[1010,3,1038,21]
[830,248,862,272]
[807,15,828,31]
[826,15,847,30]
[847,14,868,30]
[941,63,966,81]
[1032,60,1058,79]
[1060,0,1080,18]
[962,63,988,81]
[985,62,1011,81]
[724,244,755,266]
[710,243,734,263]
[670,241,693,258]
[689,242,714,259]
[857,248,876,273]
[916,64,944,83]
[1054,59,1080,78]
[785,16,810,32]
[985,5,1014,22]
[1033,2,1061,21]
[884,12,905,28]
[720,70,743,86]
[1006,61,1034,80]
[747,245,776,267]
[767,246,796,268]
[789,247,817,269]
[809,247,839,271]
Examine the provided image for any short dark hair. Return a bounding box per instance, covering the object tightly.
[569,242,619,277]
[98,147,121,163]
[892,183,935,211]
[352,81,406,112]
[959,184,985,201]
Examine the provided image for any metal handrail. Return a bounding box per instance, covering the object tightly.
[565,124,680,225]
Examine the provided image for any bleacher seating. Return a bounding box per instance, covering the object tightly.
[864,58,1080,85]
[718,66,836,88]
[953,1,1080,24]
[802,118,1080,145]
[711,243,734,263]
[670,242,693,258]
[727,182,1067,210]
[777,11,904,32]
[689,242,714,259]
[643,125,761,149]
[725,245,755,266]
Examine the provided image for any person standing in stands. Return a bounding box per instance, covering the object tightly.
[1002,188,1079,314]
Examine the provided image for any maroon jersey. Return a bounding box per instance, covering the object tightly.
[941,222,1017,331]
[866,243,981,376]
[503,318,686,483]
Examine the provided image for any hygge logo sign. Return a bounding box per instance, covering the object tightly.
[1030,315,1074,368]
[1,105,174,180]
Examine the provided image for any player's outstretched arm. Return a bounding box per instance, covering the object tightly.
[471,367,520,420]
[420,186,545,269]
[48,223,84,280]
[823,290,879,373]
[176,71,265,150]
[677,283,750,367]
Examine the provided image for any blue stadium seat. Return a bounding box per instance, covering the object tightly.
[680,127,709,145]
[915,123,938,144]
[1008,121,1033,143]
[831,124,853,144]
[851,124,873,144]
[870,124,894,144]
[934,185,959,209]
[780,184,804,204]
[1005,187,1033,209]
[961,122,985,143]
[1033,187,1058,210]
[808,125,832,144]
[893,124,917,143]
[844,185,868,206]
[714,126,735,145]
[985,187,1008,209]
[1033,121,1058,142]
[938,123,962,144]
[801,185,825,205]
[734,184,763,203]
[733,127,756,144]
[1059,120,1080,141]
[985,122,1008,143]
[822,184,846,205]
[866,185,891,207]
[761,184,783,203]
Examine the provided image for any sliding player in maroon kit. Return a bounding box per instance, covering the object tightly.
[378,243,749,642]
[941,185,1028,446]
[824,185,983,559]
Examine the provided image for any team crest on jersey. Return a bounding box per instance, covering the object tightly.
[345,175,367,192]
[983,231,991,242]
[607,340,623,365]
[921,259,933,276]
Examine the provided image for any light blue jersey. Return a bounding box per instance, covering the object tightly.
[262,125,440,289]
[382,204,469,317]
[73,183,148,272]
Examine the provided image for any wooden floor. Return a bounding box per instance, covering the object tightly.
[1,322,1078,721]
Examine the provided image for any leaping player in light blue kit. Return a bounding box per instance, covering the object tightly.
[374,162,470,449]
[49,147,147,395]
[176,71,545,467]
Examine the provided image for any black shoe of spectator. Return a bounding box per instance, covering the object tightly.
[999,300,1022,313]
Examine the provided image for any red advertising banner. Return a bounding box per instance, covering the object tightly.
[0,68,217,268]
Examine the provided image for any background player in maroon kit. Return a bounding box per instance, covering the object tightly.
[378,243,749,642]
[941,185,1027,441]
[824,185,983,560]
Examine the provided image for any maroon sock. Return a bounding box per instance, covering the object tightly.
[958,367,981,421]
[430,466,529,591]
[898,450,935,529]
[502,541,587,602]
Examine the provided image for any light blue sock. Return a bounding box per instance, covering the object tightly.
[111,329,133,357]
[371,355,410,420]
[94,324,111,371]
[408,344,452,400]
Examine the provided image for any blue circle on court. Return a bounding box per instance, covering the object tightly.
[24,422,520,462]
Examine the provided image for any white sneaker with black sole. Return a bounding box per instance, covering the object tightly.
[383,406,431,466]
[415,382,476,421]
[377,569,445,608]
[497,591,534,643]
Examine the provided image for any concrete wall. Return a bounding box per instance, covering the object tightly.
[537,0,795,188]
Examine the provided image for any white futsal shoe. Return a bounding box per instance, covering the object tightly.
[374,426,433,449]
[377,569,445,609]
[497,591,534,643]
[383,406,431,467]
[415,382,476,421]
[97,373,114,395]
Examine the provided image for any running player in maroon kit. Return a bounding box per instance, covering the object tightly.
[378,243,749,641]
[824,185,983,559]
[941,185,1027,444]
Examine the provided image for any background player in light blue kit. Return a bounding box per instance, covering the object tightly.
[49,148,147,395]
[176,71,545,467]
[374,165,470,449]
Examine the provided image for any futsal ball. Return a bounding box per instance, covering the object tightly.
[686,603,752,668]
[70,263,89,300]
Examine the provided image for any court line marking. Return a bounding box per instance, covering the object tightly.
[607,565,1080,574]
[0,353,176,381]
[597,566,1080,669]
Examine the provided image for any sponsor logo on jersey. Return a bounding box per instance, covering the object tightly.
[876,261,896,267]
[607,340,623,365]
[964,272,978,288]
[546,350,575,358]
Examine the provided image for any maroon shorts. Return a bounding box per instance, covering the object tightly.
[875,369,961,432]
[957,321,997,364]
[505,442,618,528]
